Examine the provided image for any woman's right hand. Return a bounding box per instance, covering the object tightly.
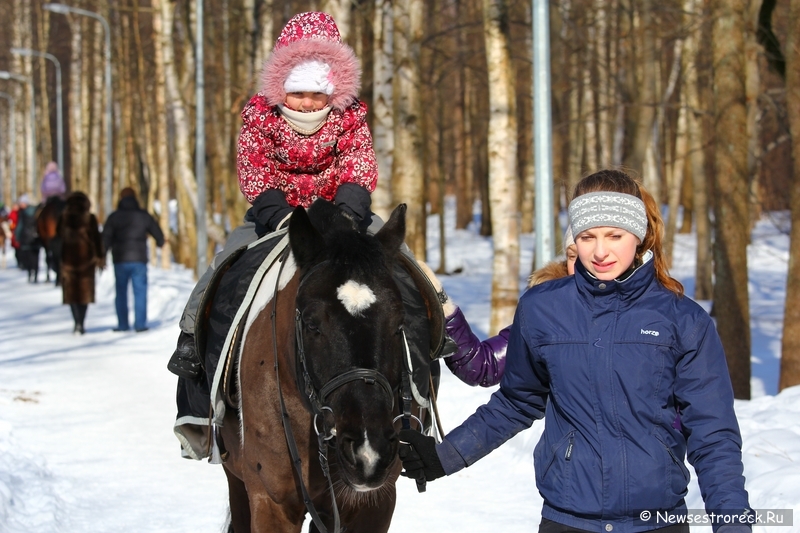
[398,429,446,483]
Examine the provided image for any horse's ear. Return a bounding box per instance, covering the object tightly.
[289,205,325,268]
[375,203,406,255]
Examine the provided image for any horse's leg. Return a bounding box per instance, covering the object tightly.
[53,254,61,286]
[44,247,52,283]
[223,466,251,533]
[247,491,305,533]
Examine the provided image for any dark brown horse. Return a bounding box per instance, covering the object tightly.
[219,201,426,533]
[36,196,67,285]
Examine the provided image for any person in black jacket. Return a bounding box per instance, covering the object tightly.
[102,187,164,332]
[14,193,41,282]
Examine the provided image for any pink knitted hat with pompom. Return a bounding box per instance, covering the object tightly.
[261,12,361,111]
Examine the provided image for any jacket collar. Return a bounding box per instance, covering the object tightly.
[574,250,655,303]
[117,196,140,210]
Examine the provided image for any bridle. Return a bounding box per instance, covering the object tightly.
[271,251,418,533]
[295,307,396,441]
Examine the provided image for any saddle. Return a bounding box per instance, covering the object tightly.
[195,231,446,417]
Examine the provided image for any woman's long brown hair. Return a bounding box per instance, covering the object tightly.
[572,169,684,296]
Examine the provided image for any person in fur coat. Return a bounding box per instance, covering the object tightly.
[168,10,378,379]
[58,192,104,334]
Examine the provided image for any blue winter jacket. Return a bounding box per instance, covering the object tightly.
[436,256,750,533]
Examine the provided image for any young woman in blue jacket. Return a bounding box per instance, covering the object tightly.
[400,169,751,533]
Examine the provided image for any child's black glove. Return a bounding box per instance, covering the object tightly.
[251,189,293,234]
[398,429,446,483]
[334,183,373,231]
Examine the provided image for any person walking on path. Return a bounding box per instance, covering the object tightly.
[40,162,67,203]
[57,192,104,334]
[14,194,40,282]
[102,187,164,332]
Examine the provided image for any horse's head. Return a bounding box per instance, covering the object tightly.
[289,201,408,491]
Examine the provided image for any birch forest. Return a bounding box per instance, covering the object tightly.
[0,0,798,398]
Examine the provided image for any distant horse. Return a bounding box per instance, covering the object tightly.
[36,196,67,285]
[218,202,426,533]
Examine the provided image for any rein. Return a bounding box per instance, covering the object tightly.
[270,248,339,533]
[270,251,417,533]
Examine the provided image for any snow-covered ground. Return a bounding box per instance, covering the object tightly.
[1,205,798,532]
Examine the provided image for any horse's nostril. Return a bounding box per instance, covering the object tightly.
[338,436,358,466]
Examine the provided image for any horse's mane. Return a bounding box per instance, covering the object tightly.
[306,201,389,277]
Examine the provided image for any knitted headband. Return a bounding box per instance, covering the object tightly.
[568,191,647,242]
[563,226,574,252]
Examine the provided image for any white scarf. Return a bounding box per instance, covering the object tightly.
[278,105,332,135]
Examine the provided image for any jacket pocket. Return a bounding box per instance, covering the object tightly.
[540,430,573,477]
[655,435,690,500]
[535,430,575,506]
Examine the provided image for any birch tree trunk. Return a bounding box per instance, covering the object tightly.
[583,7,598,171]
[661,39,685,265]
[131,4,154,201]
[744,0,762,230]
[321,0,351,41]
[119,12,135,193]
[151,0,172,269]
[254,0,275,86]
[627,0,658,197]
[613,1,631,166]
[595,0,611,165]
[69,16,87,195]
[780,0,800,390]
[392,0,426,258]
[11,0,33,195]
[680,0,712,299]
[159,0,197,268]
[35,4,53,173]
[696,0,716,301]
[372,0,394,221]
[131,1,161,265]
[483,0,519,333]
[567,0,585,193]
[518,2,534,234]
[455,0,474,231]
[711,0,751,399]
[88,25,103,213]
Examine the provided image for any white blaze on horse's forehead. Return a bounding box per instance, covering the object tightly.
[337,280,376,317]
[356,429,380,478]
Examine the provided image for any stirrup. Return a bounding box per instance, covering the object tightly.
[167,332,202,380]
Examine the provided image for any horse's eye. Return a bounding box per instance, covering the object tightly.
[300,310,321,333]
